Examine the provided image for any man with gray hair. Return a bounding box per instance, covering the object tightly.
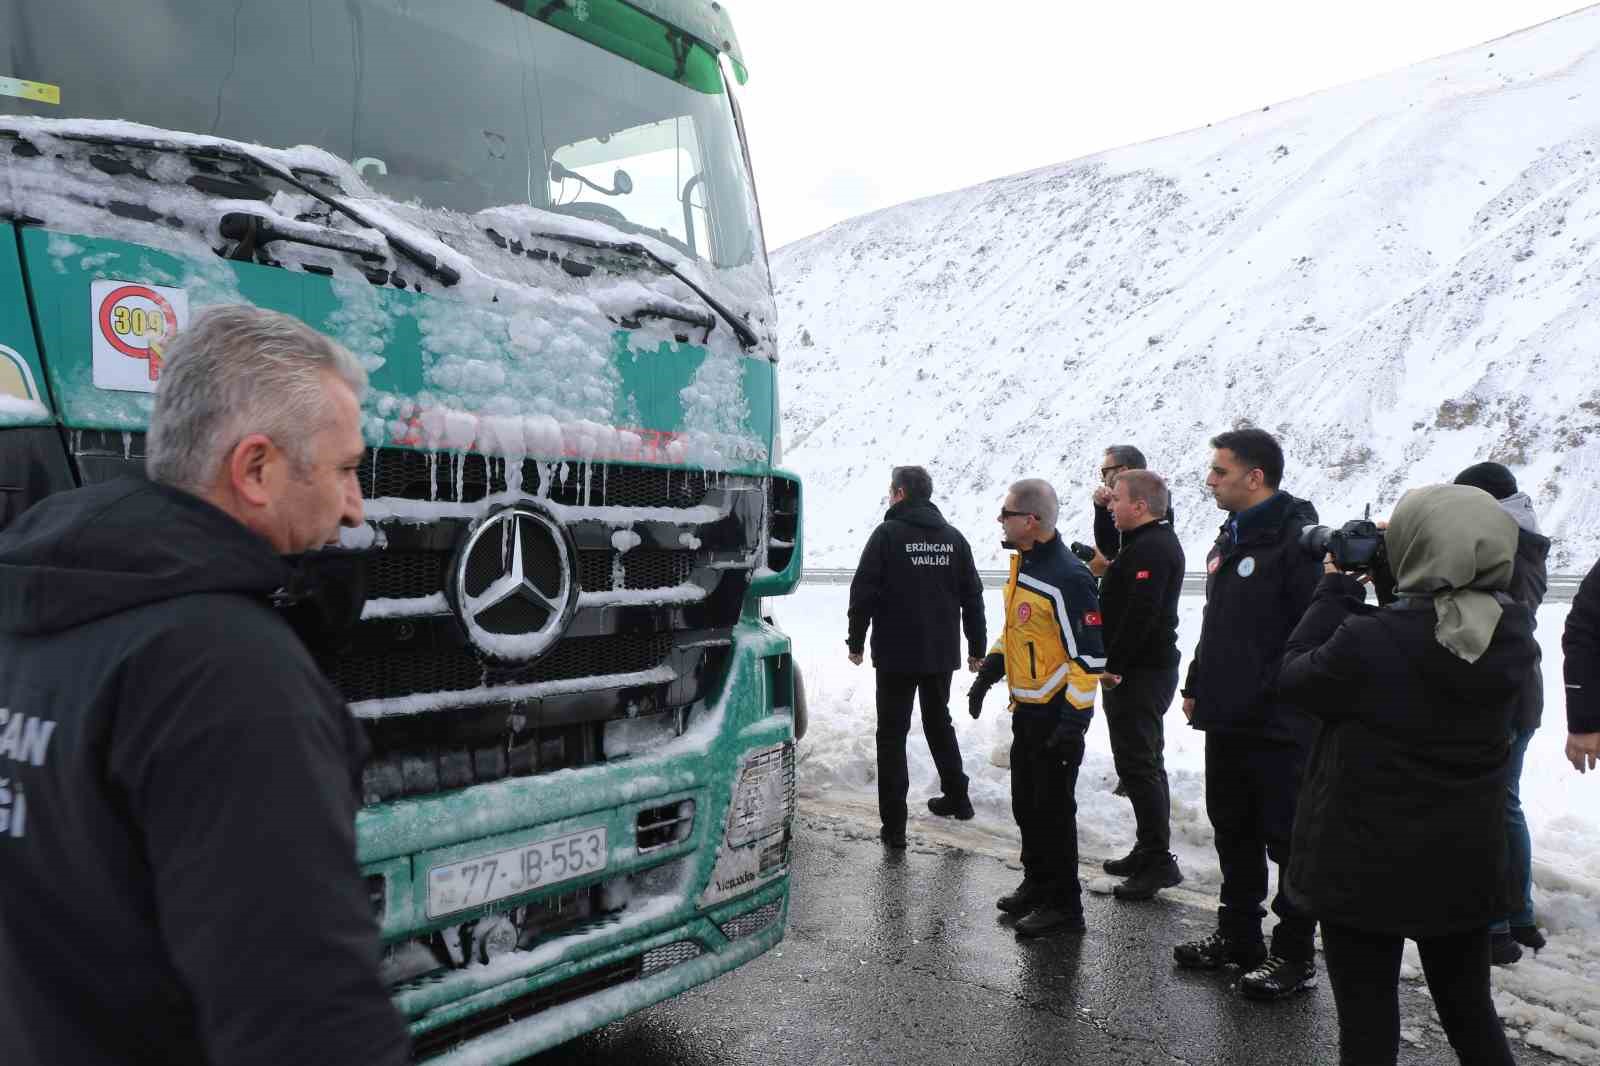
[0,305,408,1066]
[1097,469,1186,900]
[969,478,1105,936]
[848,465,987,848]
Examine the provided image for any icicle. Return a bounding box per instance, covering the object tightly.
[369,449,379,499]
[601,463,609,507]
[121,432,132,460]
[454,450,466,503]
[428,451,438,501]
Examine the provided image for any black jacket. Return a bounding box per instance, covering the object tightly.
[1093,500,1176,560]
[1507,525,1551,731]
[1566,556,1600,734]
[1183,491,1322,743]
[847,499,985,674]
[0,479,408,1066]
[1280,574,1537,937]
[1098,519,1184,676]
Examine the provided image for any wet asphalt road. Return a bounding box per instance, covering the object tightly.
[528,804,1559,1066]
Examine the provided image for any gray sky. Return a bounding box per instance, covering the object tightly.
[729,1,1587,250]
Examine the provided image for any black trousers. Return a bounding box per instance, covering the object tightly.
[1103,666,1177,856]
[875,671,966,834]
[1010,711,1087,907]
[1322,922,1515,1066]
[1204,731,1316,959]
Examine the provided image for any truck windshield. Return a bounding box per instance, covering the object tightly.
[1,0,766,273]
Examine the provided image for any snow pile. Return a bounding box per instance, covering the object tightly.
[771,10,1600,570]
[780,585,1600,1062]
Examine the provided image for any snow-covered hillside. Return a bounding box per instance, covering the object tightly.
[772,7,1600,570]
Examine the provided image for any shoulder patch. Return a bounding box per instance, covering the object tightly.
[1084,611,1102,627]
[1136,570,1151,580]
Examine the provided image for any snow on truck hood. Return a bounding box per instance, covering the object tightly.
[0,118,775,467]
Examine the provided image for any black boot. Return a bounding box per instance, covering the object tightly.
[926,794,974,820]
[880,826,907,850]
[996,878,1048,914]
[1102,849,1142,877]
[1237,954,1317,999]
[1174,931,1267,971]
[1014,904,1086,938]
[1114,853,1183,901]
[1490,931,1523,966]
[1510,924,1546,952]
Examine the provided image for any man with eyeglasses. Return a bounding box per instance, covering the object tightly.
[968,479,1105,937]
[1089,445,1173,578]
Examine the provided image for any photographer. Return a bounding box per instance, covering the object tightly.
[1088,444,1174,577]
[1279,485,1535,1066]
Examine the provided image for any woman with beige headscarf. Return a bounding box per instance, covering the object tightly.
[1277,484,1537,1066]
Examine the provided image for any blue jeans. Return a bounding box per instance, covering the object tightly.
[1491,727,1536,933]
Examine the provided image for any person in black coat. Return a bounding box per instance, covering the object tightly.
[0,307,408,1066]
[1096,469,1186,900]
[1453,461,1552,962]
[1087,443,1176,576]
[1174,428,1323,998]
[1280,483,1535,1066]
[1565,557,1600,773]
[847,465,987,846]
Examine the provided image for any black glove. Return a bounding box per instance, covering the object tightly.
[1046,715,1086,751]
[967,678,993,719]
[967,652,1006,718]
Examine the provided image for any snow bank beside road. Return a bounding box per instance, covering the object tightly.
[779,584,1600,1063]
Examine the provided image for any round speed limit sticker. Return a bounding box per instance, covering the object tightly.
[90,280,189,393]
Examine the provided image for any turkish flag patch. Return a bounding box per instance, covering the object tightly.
[1084,611,1103,626]
[1135,570,1151,580]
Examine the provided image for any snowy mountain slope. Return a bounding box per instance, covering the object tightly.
[772,7,1600,570]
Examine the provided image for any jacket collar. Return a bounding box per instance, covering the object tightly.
[1223,491,1294,546]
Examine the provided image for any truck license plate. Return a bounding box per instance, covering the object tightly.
[427,827,607,919]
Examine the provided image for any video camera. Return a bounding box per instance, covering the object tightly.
[1068,541,1097,564]
[1298,505,1387,574]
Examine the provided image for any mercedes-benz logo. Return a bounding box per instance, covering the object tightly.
[449,504,579,661]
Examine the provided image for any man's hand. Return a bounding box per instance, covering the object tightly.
[1102,673,1122,690]
[848,651,863,666]
[968,656,982,673]
[1568,732,1600,773]
[1089,549,1111,578]
[1182,697,1195,722]
[1093,485,1113,508]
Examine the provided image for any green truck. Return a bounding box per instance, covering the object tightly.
[1,1,803,1060]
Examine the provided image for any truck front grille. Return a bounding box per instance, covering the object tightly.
[332,631,675,705]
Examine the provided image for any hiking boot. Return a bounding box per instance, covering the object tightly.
[1112,779,1128,797]
[1102,849,1142,877]
[1014,905,1086,939]
[1238,954,1318,1000]
[1113,853,1183,901]
[1491,931,1523,966]
[926,794,975,820]
[1174,931,1267,971]
[880,826,907,850]
[996,878,1048,914]
[1510,925,1546,953]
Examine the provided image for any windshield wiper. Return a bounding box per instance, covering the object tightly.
[526,231,759,350]
[30,128,461,288]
